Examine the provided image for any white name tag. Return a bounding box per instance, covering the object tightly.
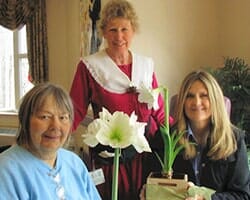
[89,168,105,186]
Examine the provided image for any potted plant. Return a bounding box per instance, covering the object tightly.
[205,57,250,147]
[137,86,189,199]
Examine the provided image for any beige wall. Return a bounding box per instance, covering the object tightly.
[46,0,250,97]
[131,0,221,95]
[218,0,250,64]
[46,0,80,91]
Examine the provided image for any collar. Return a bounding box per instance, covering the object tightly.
[83,50,154,94]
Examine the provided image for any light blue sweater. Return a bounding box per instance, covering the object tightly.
[0,145,101,200]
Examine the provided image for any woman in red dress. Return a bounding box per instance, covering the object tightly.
[70,1,166,199]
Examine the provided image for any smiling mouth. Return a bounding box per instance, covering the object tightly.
[192,111,206,114]
[113,42,125,46]
[191,107,205,111]
[44,135,60,140]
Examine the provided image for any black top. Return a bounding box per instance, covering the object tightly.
[173,126,250,200]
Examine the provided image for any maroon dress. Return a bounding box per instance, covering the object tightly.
[70,53,165,200]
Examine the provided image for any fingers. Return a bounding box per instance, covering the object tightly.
[187,181,195,188]
[185,194,205,200]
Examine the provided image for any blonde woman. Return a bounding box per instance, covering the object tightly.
[173,70,250,199]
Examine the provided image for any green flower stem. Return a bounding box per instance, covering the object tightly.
[163,87,169,131]
[162,87,171,173]
[112,148,120,200]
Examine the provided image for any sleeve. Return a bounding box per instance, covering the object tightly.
[74,154,102,200]
[212,132,250,200]
[0,161,28,199]
[0,170,18,199]
[85,170,102,200]
[70,61,91,131]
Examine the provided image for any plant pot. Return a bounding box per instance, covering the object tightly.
[146,172,189,200]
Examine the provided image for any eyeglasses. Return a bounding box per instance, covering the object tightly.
[48,173,65,200]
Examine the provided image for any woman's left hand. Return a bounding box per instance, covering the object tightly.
[185,194,205,200]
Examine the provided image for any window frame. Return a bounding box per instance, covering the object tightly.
[0,25,30,114]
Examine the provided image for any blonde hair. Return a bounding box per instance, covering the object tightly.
[175,70,236,160]
[100,0,139,32]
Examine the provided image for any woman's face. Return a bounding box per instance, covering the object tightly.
[28,95,71,157]
[103,17,135,54]
[184,80,211,127]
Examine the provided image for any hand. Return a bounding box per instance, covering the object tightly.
[187,181,195,188]
[186,182,205,200]
[139,184,146,200]
[185,194,205,200]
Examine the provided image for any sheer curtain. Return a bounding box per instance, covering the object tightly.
[0,0,49,83]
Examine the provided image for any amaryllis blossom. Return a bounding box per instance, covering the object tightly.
[83,108,151,153]
[137,84,175,125]
[137,83,160,110]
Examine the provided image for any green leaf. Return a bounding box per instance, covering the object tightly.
[159,126,188,173]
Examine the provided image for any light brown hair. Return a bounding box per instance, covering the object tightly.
[175,70,236,160]
[100,0,139,32]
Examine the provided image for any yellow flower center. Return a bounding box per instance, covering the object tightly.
[109,127,123,143]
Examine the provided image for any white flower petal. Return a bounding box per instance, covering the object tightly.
[152,90,160,110]
[129,111,138,124]
[130,121,151,153]
[83,133,99,147]
[99,107,112,121]
[133,136,152,153]
[82,119,101,147]
[137,83,159,110]
[84,107,152,153]
[98,150,115,158]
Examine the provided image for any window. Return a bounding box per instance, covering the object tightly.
[0,25,33,112]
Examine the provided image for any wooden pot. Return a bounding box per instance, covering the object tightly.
[146,172,188,200]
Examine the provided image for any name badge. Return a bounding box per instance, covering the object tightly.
[89,168,105,185]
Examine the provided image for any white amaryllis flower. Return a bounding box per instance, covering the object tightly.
[83,108,151,153]
[137,83,160,110]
